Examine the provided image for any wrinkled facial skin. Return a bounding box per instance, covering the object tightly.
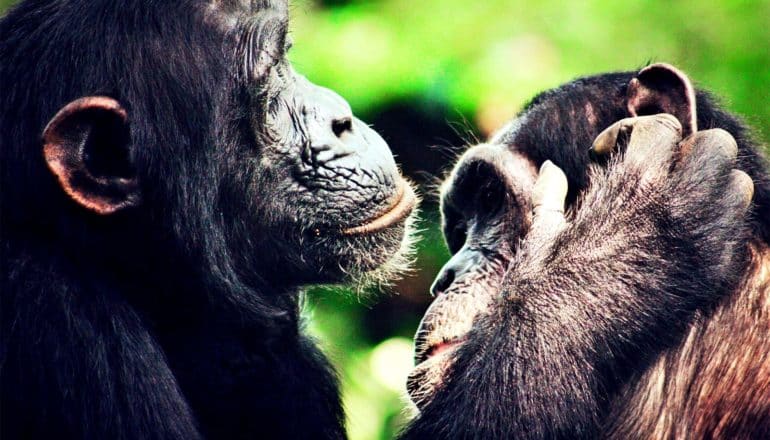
[257,64,404,229]
[213,2,416,285]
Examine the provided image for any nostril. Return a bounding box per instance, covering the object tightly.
[331,117,353,138]
[430,268,456,297]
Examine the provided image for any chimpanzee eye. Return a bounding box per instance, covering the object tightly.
[441,205,467,255]
[447,221,467,255]
[238,13,287,81]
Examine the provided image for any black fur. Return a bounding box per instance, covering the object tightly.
[403,70,770,439]
[1,1,412,438]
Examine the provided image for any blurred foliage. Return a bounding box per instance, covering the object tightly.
[289,0,770,137]
[2,0,769,439]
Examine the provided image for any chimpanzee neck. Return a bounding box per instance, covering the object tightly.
[7,238,303,336]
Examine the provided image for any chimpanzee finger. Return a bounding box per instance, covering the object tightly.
[591,114,682,171]
[676,128,738,175]
[591,119,629,156]
[728,170,756,211]
[530,160,568,236]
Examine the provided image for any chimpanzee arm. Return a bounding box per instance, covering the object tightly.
[402,114,753,439]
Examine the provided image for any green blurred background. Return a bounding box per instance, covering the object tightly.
[2,0,768,438]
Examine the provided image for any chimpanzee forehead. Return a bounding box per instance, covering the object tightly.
[209,0,288,14]
[207,0,290,34]
[484,72,637,195]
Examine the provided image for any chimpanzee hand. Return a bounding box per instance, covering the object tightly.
[525,113,753,303]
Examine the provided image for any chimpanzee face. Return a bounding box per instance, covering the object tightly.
[38,0,417,287]
[240,56,417,284]
[220,2,418,284]
[407,144,536,407]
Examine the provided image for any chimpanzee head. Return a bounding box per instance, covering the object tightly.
[0,0,417,302]
[407,63,770,407]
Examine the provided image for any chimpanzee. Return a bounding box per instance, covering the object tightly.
[0,1,418,439]
[403,64,770,439]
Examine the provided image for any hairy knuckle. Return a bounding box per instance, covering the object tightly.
[703,128,738,157]
[652,113,682,132]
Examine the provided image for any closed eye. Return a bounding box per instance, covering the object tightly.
[442,207,467,255]
[448,221,467,254]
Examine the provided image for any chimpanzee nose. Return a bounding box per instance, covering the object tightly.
[430,268,455,296]
[331,116,353,138]
[310,84,353,137]
[430,246,485,296]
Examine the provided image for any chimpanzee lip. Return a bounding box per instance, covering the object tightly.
[341,179,416,235]
[414,336,466,366]
[407,336,466,406]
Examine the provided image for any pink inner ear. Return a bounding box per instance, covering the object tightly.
[42,96,138,215]
[43,142,123,215]
[627,63,698,136]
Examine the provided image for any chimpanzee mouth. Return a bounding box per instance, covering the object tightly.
[407,336,466,407]
[415,336,466,366]
[341,179,417,235]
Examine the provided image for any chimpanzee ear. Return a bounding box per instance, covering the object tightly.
[42,96,141,215]
[627,63,698,136]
